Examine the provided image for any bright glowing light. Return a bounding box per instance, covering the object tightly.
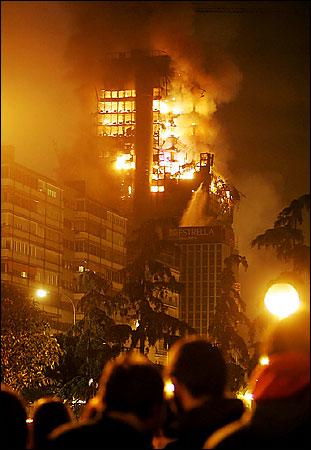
[172,107,182,115]
[259,355,270,366]
[36,289,47,298]
[160,101,169,114]
[179,169,195,180]
[115,154,135,171]
[164,380,175,399]
[236,389,253,409]
[210,180,217,194]
[264,283,300,319]
[150,185,164,193]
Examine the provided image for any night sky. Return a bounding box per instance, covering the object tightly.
[2,1,309,315]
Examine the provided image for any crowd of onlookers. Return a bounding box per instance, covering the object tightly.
[1,310,309,449]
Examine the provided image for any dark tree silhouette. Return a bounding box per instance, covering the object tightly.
[54,220,193,402]
[122,219,193,354]
[208,254,252,391]
[252,194,310,274]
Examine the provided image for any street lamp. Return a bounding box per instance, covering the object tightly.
[264,283,300,320]
[62,292,76,326]
[35,289,76,326]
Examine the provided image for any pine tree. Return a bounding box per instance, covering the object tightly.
[209,254,252,392]
[251,194,310,274]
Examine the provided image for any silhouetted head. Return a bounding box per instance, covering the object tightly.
[32,397,73,449]
[97,353,164,431]
[166,337,227,411]
[0,384,28,449]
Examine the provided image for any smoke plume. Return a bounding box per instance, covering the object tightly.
[55,1,243,202]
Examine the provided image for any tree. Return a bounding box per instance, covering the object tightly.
[56,219,193,402]
[251,194,310,274]
[122,219,193,354]
[208,254,253,392]
[1,284,63,395]
[56,272,124,403]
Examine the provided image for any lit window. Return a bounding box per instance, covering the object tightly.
[47,188,57,198]
[21,271,27,278]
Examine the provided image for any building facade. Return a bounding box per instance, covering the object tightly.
[1,147,127,331]
[170,224,236,337]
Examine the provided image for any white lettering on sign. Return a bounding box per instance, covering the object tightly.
[178,227,219,238]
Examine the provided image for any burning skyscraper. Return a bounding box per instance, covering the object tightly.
[96,50,239,227]
[94,48,241,338]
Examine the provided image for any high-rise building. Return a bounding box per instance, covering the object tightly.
[170,224,236,337]
[1,146,65,327]
[63,180,127,292]
[95,52,240,342]
[1,146,128,331]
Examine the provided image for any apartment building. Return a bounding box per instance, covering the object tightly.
[1,146,127,331]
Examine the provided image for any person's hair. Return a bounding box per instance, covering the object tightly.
[32,397,73,449]
[0,384,28,449]
[97,353,164,421]
[166,336,227,398]
[264,310,310,356]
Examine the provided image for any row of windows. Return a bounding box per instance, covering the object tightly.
[99,102,135,113]
[184,268,222,276]
[1,261,122,289]
[76,199,106,218]
[1,214,61,242]
[2,186,127,233]
[2,190,62,223]
[1,238,60,264]
[182,254,222,263]
[1,263,59,286]
[1,263,35,280]
[99,89,137,99]
[74,240,125,264]
[2,167,62,201]
[2,166,37,189]
[75,201,127,229]
[181,244,223,252]
[100,126,135,137]
[2,190,37,212]
[187,282,220,295]
[38,180,61,199]
[63,239,74,250]
[71,221,124,246]
[107,211,127,229]
[35,270,59,286]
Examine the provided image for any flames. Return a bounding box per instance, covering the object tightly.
[115,153,135,171]
[100,87,238,216]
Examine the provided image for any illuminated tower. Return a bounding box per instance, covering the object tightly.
[97,50,170,225]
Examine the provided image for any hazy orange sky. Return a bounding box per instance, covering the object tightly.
[1,1,309,314]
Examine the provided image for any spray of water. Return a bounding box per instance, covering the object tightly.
[180,182,213,227]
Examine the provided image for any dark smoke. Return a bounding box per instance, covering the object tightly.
[57,1,243,204]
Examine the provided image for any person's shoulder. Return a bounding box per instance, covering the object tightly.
[48,420,97,448]
[203,410,251,449]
